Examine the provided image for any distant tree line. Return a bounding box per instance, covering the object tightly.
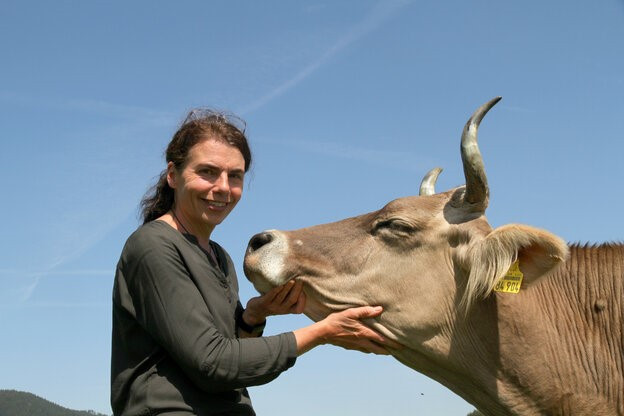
[0,390,108,416]
[0,389,483,416]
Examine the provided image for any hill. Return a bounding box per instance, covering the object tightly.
[0,389,482,416]
[0,390,108,416]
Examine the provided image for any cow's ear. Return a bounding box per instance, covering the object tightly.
[462,224,569,308]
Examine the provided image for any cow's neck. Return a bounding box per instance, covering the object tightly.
[395,243,624,415]
[465,243,624,415]
[391,298,509,414]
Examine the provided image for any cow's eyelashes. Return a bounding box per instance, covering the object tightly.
[374,219,417,235]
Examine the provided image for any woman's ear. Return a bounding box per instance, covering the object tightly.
[462,224,569,309]
[166,162,177,189]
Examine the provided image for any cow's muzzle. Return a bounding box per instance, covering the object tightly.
[243,230,290,293]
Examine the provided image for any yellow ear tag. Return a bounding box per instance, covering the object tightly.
[493,260,524,294]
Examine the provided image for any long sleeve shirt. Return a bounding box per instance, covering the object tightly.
[111,220,297,416]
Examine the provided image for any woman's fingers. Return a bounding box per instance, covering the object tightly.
[285,280,304,306]
[354,340,391,355]
[272,280,295,304]
[346,305,384,319]
[292,289,306,314]
[333,338,392,355]
[261,284,283,304]
[323,305,404,354]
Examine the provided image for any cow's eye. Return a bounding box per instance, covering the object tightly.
[374,219,416,235]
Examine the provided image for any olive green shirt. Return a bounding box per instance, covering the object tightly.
[111,221,297,416]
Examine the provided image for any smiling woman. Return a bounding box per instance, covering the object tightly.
[110,109,399,416]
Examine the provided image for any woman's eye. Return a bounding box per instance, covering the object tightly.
[199,168,217,177]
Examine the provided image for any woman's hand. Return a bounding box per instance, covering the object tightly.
[319,306,397,355]
[243,280,306,326]
[294,306,403,356]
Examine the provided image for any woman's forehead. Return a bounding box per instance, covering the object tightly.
[186,137,245,169]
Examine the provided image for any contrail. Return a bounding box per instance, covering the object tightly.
[240,0,413,115]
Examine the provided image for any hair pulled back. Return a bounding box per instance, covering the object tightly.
[140,109,252,224]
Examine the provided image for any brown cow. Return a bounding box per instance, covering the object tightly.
[243,97,624,415]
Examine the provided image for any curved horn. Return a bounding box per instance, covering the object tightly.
[419,167,443,196]
[461,96,501,209]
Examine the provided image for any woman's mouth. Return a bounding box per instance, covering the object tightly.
[202,199,228,211]
[202,199,227,208]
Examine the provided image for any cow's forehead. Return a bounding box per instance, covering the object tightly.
[376,190,491,232]
[380,193,449,217]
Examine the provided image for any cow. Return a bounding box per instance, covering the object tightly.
[243,97,624,416]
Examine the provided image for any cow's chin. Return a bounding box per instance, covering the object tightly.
[248,273,294,295]
[250,279,274,295]
[301,296,333,322]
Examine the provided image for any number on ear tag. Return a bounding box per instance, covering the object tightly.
[493,260,524,294]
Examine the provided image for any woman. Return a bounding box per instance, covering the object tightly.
[111,109,396,416]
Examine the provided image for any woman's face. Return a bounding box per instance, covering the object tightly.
[168,137,245,235]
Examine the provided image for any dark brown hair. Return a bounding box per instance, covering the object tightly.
[140,109,252,224]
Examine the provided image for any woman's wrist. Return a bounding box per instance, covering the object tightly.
[293,321,330,355]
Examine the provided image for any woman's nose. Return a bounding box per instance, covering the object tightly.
[213,172,230,192]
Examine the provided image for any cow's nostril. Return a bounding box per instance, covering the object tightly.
[249,232,274,252]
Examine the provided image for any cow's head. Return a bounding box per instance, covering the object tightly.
[243,97,568,350]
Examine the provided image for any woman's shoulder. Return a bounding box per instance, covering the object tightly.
[123,220,180,256]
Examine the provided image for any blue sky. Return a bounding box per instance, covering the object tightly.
[1,1,623,415]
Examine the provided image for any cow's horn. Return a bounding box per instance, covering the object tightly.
[419,167,443,196]
[461,96,501,209]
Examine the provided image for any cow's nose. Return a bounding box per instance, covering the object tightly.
[248,231,274,252]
